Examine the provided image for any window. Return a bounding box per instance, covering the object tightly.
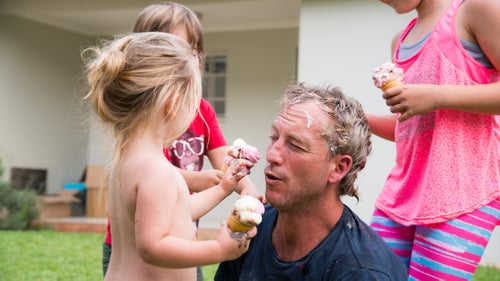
[203,55,226,119]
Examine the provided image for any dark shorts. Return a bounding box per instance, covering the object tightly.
[197,266,204,281]
[102,242,111,277]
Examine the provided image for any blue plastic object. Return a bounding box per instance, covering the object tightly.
[64,183,86,190]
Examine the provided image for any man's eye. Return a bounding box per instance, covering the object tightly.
[289,142,304,151]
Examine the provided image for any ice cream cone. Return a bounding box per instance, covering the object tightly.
[381,78,403,91]
[227,214,252,232]
[227,195,265,235]
[372,62,404,91]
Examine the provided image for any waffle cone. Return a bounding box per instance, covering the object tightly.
[227,214,252,232]
[381,78,403,91]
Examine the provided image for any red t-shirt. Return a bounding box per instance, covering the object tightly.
[164,99,227,170]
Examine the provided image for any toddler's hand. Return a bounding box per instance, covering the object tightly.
[216,221,257,260]
[219,159,254,193]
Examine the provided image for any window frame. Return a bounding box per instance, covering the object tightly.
[203,53,227,120]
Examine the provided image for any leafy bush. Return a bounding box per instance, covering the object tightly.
[0,158,39,230]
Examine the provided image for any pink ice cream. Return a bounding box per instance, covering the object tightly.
[372,62,404,89]
[227,195,265,232]
[224,138,261,171]
[232,195,265,225]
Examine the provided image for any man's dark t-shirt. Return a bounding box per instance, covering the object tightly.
[215,205,407,281]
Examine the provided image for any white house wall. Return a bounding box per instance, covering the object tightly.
[298,0,499,267]
[0,15,90,194]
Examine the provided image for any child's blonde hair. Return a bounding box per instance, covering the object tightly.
[82,32,202,159]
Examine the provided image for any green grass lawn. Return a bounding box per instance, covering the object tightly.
[0,230,499,280]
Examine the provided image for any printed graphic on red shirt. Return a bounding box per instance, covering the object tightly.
[167,129,205,171]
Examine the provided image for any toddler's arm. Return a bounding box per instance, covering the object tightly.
[190,159,254,220]
[138,221,257,267]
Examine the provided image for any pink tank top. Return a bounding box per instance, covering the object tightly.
[375,0,500,225]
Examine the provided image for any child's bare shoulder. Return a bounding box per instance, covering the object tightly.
[121,151,175,186]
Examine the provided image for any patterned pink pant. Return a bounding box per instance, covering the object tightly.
[371,198,500,280]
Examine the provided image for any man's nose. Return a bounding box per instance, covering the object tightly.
[266,141,283,165]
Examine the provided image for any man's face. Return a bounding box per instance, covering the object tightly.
[264,101,334,212]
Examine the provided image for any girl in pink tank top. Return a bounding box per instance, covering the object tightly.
[367,0,500,279]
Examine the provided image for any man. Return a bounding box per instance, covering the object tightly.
[215,82,407,280]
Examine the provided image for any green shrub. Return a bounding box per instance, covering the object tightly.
[0,158,39,230]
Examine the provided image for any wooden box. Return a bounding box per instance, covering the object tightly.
[85,165,108,217]
[38,189,80,218]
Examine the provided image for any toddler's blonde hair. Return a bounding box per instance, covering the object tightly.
[82,32,201,160]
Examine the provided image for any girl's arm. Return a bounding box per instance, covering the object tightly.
[434,83,500,114]
[206,146,226,170]
[207,146,264,201]
[383,81,500,122]
[190,159,254,221]
[365,113,397,142]
[138,224,256,268]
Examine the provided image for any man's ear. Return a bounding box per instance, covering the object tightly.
[328,154,352,184]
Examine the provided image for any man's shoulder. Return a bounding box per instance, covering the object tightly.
[335,206,407,279]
